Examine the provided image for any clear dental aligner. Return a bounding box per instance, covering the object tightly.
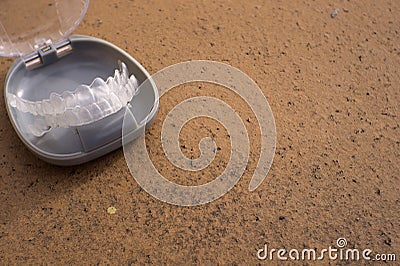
[7,62,139,137]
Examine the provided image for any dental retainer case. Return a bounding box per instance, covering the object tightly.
[0,0,159,165]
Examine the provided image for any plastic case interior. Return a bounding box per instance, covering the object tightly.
[0,0,158,165]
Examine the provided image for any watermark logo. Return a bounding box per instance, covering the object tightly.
[122,60,276,206]
[257,238,396,262]
[336,237,347,248]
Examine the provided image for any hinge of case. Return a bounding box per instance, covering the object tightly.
[23,39,73,69]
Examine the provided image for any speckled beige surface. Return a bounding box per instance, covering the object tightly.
[0,0,399,264]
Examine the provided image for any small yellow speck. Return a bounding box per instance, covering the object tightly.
[107,206,116,214]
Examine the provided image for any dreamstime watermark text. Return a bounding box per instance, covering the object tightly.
[257,238,396,262]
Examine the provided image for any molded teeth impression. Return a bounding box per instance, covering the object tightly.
[7,62,139,137]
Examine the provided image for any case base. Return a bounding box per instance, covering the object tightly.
[4,35,159,166]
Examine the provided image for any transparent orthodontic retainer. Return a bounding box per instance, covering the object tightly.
[1,0,159,165]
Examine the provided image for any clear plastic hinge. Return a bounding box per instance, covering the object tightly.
[23,39,73,69]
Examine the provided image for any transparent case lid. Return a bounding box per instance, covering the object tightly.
[0,0,89,57]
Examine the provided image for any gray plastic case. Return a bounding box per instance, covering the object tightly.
[1,2,158,165]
